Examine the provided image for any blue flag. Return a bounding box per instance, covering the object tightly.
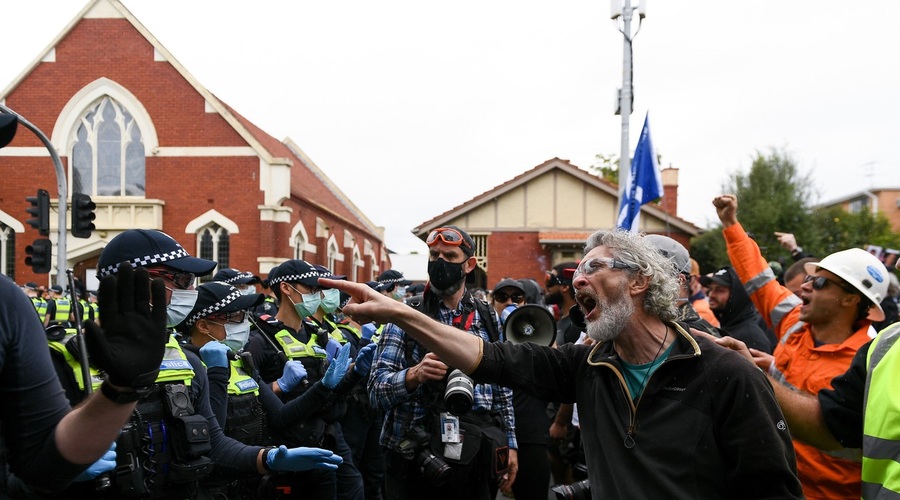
[617,113,662,232]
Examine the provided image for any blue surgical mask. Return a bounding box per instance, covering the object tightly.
[223,319,251,352]
[287,286,321,318]
[321,289,341,314]
[240,286,256,296]
[167,289,199,327]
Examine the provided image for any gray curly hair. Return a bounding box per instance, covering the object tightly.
[583,229,680,322]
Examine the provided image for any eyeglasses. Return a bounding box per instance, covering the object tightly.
[147,268,196,290]
[804,274,856,294]
[425,228,472,250]
[207,310,246,324]
[572,257,635,280]
[493,292,525,304]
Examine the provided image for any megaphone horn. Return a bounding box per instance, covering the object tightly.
[503,304,556,346]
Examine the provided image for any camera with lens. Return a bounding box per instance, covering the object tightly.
[551,479,591,500]
[397,427,452,487]
[444,368,475,415]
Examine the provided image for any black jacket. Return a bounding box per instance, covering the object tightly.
[712,266,777,353]
[472,323,803,499]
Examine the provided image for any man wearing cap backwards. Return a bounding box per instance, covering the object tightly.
[544,262,580,346]
[367,225,519,500]
[48,229,343,498]
[711,194,887,499]
[177,280,354,498]
[687,258,720,328]
[247,259,367,500]
[701,266,775,354]
[324,227,803,499]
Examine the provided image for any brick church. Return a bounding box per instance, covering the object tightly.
[0,0,389,288]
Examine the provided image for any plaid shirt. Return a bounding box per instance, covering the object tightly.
[368,297,517,453]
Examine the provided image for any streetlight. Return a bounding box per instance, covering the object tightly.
[0,103,69,288]
[611,0,647,225]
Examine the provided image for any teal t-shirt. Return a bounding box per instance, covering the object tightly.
[620,343,675,400]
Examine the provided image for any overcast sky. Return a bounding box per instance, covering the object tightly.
[4,1,899,254]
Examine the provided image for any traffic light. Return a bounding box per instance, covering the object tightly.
[25,239,52,274]
[71,193,96,238]
[25,189,50,236]
[0,113,17,148]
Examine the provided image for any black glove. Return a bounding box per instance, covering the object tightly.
[84,262,167,389]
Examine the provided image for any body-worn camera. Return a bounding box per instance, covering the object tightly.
[551,479,591,500]
[444,368,475,415]
[397,427,452,487]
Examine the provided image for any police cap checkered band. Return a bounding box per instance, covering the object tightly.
[97,229,216,278]
[269,260,321,288]
[180,281,264,330]
[97,247,191,278]
[183,287,243,328]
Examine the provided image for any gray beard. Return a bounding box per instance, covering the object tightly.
[430,280,464,297]
[586,291,635,343]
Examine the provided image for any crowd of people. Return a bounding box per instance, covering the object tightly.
[4,197,900,499]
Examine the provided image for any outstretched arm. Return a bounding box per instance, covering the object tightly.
[319,278,484,374]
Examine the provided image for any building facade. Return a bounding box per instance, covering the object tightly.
[413,157,701,290]
[0,0,388,287]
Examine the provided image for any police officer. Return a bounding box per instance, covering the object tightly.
[178,281,354,498]
[246,259,367,500]
[44,284,73,328]
[47,230,343,499]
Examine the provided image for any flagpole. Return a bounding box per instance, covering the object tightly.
[616,0,633,228]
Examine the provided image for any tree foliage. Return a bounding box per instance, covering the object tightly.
[688,147,900,272]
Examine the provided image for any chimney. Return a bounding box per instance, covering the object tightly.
[661,167,678,216]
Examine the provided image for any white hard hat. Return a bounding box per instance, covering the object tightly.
[805,248,889,322]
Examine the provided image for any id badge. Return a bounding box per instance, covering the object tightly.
[440,412,460,443]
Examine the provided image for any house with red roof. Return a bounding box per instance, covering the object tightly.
[413,157,700,289]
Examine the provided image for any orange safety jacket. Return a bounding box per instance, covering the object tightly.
[724,223,863,500]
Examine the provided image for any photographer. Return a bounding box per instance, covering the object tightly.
[368,226,518,500]
[334,228,803,499]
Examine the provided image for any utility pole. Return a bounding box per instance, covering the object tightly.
[612,0,646,226]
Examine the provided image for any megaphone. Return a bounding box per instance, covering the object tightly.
[503,304,556,346]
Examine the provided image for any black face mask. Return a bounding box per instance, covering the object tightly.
[427,258,466,291]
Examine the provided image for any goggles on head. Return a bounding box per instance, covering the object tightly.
[426,227,472,251]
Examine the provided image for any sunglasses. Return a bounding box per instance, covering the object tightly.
[147,268,196,290]
[572,257,635,280]
[207,310,247,324]
[425,228,472,250]
[804,274,856,294]
[493,292,525,304]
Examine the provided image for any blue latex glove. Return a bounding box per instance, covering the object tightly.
[276,360,308,393]
[266,445,342,472]
[322,343,351,389]
[199,341,229,368]
[75,442,116,481]
[325,338,342,361]
[353,343,377,375]
[361,323,377,340]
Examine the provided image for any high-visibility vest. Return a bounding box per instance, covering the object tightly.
[274,329,328,360]
[51,298,71,323]
[48,334,104,392]
[31,297,47,322]
[863,323,900,498]
[227,357,260,396]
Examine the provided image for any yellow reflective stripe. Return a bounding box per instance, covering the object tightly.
[227,358,259,395]
[275,329,327,359]
[156,335,194,385]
